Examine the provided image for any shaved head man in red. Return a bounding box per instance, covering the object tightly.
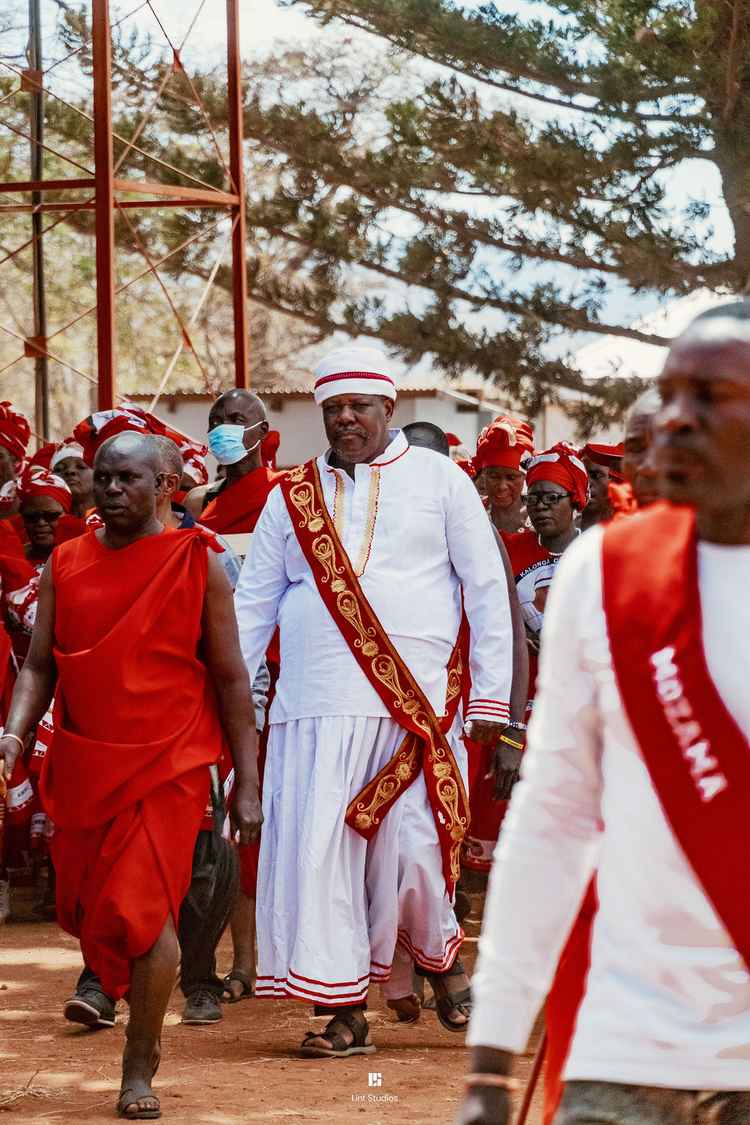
[0,431,261,1120]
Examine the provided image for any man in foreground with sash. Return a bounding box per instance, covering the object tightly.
[0,432,262,1121]
[235,346,513,1056]
[459,301,750,1125]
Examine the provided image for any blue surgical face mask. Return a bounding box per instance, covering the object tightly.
[207,420,263,466]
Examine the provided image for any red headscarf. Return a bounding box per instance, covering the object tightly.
[17,465,72,513]
[473,415,535,473]
[73,406,207,480]
[526,442,589,511]
[29,442,58,470]
[0,403,31,462]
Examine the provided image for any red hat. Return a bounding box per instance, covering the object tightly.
[17,464,72,513]
[526,442,589,511]
[473,416,535,472]
[579,441,624,467]
[0,403,31,462]
[445,432,462,448]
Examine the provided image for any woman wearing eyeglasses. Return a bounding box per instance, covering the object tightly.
[503,443,590,705]
[464,444,590,877]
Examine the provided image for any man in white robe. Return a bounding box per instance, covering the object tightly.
[234,347,513,1056]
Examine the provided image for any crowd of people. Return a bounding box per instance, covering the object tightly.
[0,303,749,1124]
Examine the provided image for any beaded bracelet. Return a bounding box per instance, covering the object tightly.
[465,1073,520,1092]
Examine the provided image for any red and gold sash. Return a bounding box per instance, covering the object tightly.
[602,503,750,969]
[280,459,470,894]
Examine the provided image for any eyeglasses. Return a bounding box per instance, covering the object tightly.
[23,510,62,524]
[526,492,570,509]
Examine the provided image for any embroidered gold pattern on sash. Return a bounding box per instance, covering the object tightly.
[312,535,345,590]
[288,481,324,533]
[446,652,463,707]
[337,591,378,656]
[347,737,419,831]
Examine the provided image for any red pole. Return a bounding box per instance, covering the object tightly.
[92,0,117,409]
[226,0,249,389]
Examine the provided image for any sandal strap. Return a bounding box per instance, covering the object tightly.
[223,970,253,989]
[436,985,471,1013]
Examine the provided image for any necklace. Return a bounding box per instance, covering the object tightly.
[331,467,381,577]
[538,527,580,557]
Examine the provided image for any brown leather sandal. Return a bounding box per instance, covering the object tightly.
[300,1008,376,1058]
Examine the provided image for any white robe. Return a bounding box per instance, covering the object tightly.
[235,429,513,1001]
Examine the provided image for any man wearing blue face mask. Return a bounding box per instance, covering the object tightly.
[185,387,286,1005]
[184,390,283,535]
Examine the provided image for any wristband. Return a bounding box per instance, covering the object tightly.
[499,734,524,750]
[505,720,527,731]
[1,732,24,752]
[465,1073,519,1092]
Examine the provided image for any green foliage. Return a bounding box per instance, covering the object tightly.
[4,0,750,429]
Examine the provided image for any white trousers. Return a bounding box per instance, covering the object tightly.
[256,716,465,1006]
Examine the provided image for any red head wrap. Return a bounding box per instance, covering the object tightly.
[0,403,31,462]
[180,441,209,487]
[18,464,72,513]
[73,406,207,479]
[29,442,58,470]
[526,442,589,511]
[473,415,535,472]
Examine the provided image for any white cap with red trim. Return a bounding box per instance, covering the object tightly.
[313,346,397,406]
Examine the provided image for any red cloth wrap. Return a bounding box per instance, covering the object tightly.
[41,529,225,998]
[0,402,31,462]
[473,415,534,472]
[18,465,72,513]
[199,466,285,536]
[526,443,589,511]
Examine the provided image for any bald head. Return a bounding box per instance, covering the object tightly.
[209,389,267,430]
[625,386,661,431]
[403,421,450,457]
[96,430,162,474]
[154,435,184,479]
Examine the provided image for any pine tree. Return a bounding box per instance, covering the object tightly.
[3,1,744,425]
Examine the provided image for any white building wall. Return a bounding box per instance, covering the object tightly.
[151,391,494,468]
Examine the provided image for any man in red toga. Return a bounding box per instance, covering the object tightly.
[0,432,262,1121]
[185,388,284,1002]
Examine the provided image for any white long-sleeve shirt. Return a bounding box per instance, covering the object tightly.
[469,525,750,1088]
[234,430,512,725]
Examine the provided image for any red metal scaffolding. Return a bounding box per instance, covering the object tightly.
[0,0,250,436]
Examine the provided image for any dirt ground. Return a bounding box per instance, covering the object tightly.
[0,915,544,1125]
